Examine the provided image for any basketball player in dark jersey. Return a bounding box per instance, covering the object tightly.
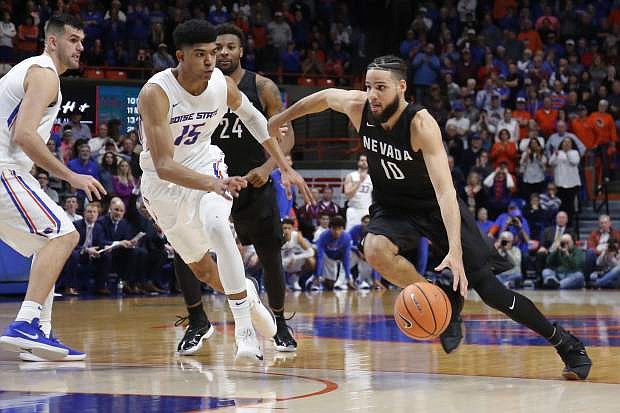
[173,24,297,354]
[267,55,592,380]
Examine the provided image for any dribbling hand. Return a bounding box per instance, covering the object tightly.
[435,250,468,298]
[68,173,107,202]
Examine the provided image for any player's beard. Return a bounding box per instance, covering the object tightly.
[219,59,239,75]
[370,95,400,124]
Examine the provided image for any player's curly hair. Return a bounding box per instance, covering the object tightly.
[366,55,408,80]
[217,24,246,48]
[173,19,217,50]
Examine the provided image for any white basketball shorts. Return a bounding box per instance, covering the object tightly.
[0,168,75,257]
[140,155,233,264]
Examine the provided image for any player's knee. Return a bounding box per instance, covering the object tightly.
[364,235,394,272]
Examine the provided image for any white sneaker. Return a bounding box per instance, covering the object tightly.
[358,281,371,289]
[235,327,263,365]
[245,278,277,338]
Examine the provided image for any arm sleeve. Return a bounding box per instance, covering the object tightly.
[232,92,270,143]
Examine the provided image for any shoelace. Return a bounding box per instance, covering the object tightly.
[174,315,189,327]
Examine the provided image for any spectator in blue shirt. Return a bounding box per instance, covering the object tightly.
[208,0,231,25]
[477,207,494,237]
[494,202,531,255]
[315,216,354,290]
[68,144,100,203]
[271,154,297,219]
[81,1,103,51]
[127,3,151,58]
[348,214,381,289]
[399,29,417,59]
[411,43,441,105]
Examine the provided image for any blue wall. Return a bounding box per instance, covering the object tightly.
[0,240,30,294]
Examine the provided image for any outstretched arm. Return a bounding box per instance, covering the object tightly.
[412,109,468,297]
[138,83,245,198]
[267,88,367,136]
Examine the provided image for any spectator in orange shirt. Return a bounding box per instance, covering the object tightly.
[588,99,618,180]
[570,105,596,149]
[513,97,532,139]
[16,15,38,58]
[491,129,519,173]
[534,97,558,137]
[518,19,543,53]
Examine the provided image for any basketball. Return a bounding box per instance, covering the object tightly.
[394,282,452,340]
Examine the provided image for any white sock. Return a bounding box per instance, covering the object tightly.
[39,288,55,337]
[16,301,43,324]
[228,297,252,334]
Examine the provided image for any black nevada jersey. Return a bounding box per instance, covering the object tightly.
[211,70,266,177]
[358,102,439,211]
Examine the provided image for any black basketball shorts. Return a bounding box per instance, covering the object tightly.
[231,182,284,247]
[365,198,494,284]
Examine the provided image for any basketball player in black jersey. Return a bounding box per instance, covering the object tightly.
[268,55,592,380]
[173,24,297,354]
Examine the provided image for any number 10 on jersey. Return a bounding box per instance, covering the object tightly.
[380,159,405,180]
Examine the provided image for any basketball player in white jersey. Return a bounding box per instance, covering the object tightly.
[137,20,312,363]
[0,15,106,362]
[281,217,315,290]
[343,154,373,231]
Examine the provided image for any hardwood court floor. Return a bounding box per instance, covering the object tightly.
[0,289,619,412]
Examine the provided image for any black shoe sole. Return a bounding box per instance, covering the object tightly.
[562,363,592,380]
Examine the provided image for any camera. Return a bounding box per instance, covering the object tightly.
[560,240,567,248]
[500,239,509,247]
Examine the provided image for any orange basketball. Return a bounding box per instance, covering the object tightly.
[393,282,452,340]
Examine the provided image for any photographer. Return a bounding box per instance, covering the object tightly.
[542,233,585,289]
[492,202,530,256]
[592,240,620,289]
[495,231,523,288]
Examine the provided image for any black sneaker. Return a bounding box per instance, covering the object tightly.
[175,315,215,356]
[435,280,465,354]
[273,315,297,352]
[553,324,592,380]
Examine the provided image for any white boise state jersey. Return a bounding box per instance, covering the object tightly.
[139,68,228,173]
[281,231,304,258]
[347,170,373,209]
[0,54,61,171]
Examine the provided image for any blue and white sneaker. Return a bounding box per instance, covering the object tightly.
[0,319,68,361]
[19,333,86,362]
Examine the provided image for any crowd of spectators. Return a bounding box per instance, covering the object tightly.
[0,0,365,83]
[4,0,620,293]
